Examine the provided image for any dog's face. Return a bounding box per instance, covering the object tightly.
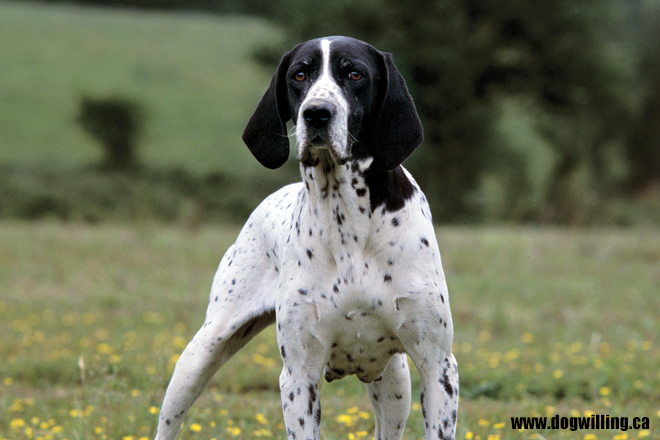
[243,36,423,171]
[286,37,380,165]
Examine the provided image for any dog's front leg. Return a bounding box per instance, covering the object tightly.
[365,353,411,440]
[279,365,323,440]
[277,302,327,440]
[414,353,459,440]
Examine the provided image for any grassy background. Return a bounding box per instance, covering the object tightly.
[2,2,659,226]
[1,222,658,439]
[0,2,283,175]
[0,2,304,224]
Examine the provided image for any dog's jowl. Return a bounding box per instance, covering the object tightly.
[155,36,458,440]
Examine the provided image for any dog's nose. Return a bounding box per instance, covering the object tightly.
[302,101,333,129]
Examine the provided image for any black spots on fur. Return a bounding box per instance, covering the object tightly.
[384,274,392,283]
[356,187,367,197]
[306,249,313,259]
[165,419,171,426]
[333,207,345,225]
[420,391,427,419]
[440,364,454,397]
[333,284,339,294]
[280,345,287,359]
[298,288,308,296]
[315,408,322,425]
[395,393,403,400]
[298,417,305,427]
[440,294,445,304]
[377,335,386,343]
[421,237,430,247]
[289,391,295,402]
[366,166,417,213]
[391,217,400,227]
[371,393,379,402]
[308,384,317,403]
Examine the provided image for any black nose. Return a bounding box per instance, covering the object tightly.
[303,101,333,129]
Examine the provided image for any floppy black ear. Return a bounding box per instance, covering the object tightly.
[370,52,424,170]
[242,51,293,169]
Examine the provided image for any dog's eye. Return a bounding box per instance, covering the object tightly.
[294,72,306,82]
[348,72,363,81]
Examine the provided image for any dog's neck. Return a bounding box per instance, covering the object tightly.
[299,149,374,253]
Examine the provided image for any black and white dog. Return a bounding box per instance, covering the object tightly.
[155,36,458,440]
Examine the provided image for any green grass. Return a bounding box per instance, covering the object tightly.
[0,2,282,175]
[1,222,658,439]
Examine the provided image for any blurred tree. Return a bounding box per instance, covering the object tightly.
[266,0,631,222]
[32,0,278,16]
[77,96,144,171]
[624,0,660,193]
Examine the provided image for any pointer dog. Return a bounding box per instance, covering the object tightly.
[155,36,458,440]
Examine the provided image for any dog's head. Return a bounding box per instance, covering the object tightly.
[243,36,423,170]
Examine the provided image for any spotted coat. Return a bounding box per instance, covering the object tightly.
[155,36,458,440]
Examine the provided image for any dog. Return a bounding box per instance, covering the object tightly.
[155,36,458,440]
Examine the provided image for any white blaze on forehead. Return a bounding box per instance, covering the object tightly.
[296,37,351,163]
[320,38,332,79]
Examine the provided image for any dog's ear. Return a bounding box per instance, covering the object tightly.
[242,50,294,169]
[369,51,424,171]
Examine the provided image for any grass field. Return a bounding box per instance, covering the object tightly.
[1,222,658,439]
[0,2,281,176]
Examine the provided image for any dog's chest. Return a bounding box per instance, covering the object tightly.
[304,250,409,384]
[323,304,404,383]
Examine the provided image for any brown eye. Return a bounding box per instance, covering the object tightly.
[294,72,306,82]
[348,72,362,81]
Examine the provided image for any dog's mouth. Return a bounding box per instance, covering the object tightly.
[309,132,330,146]
[297,138,349,166]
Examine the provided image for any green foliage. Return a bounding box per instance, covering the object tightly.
[268,0,653,224]
[0,163,295,224]
[0,3,282,175]
[1,224,659,438]
[77,96,144,170]
[1,2,659,225]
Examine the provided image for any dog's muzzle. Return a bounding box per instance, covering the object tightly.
[297,98,350,166]
[302,99,334,144]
